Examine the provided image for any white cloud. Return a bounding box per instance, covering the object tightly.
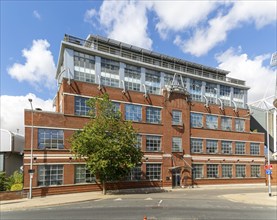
[93,0,153,49]
[7,39,56,90]
[84,8,97,26]
[176,1,277,56]
[152,1,219,39]
[0,93,53,135]
[216,47,275,103]
[33,10,41,20]
[87,1,276,56]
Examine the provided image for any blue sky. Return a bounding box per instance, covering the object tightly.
[1,0,276,134]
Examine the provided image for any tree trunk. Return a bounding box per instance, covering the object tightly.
[102,181,106,195]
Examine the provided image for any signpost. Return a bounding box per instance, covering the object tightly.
[265,164,273,170]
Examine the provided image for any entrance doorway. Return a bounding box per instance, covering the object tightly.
[172,168,181,188]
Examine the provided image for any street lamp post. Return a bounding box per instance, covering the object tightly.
[28,99,34,199]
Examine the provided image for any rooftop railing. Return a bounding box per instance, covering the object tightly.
[64,34,245,86]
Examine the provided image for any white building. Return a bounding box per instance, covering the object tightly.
[0,129,24,176]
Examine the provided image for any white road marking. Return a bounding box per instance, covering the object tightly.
[158,200,163,206]
[145,197,153,200]
[114,198,122,201]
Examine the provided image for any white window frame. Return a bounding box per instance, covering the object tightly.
[191,113,203,128]
[38,165,63,186]
[125,104,142,122]
[146,164,161,180]
[146,136,161,152]
[172,110,182,125]
[191,139,203,153]
[172,137,182,152]
[146,107,161,124]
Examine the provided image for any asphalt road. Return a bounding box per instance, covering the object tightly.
[2,188,276,220]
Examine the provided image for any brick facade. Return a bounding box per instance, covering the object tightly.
[23,34,265,197]
[24,81,265,196]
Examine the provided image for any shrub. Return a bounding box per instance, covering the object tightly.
[10,183,23,191]
[11,170,23,184]
[0,172,8,191]
[6,171,23,191]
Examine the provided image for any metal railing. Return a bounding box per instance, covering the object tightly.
[64,34,245,86]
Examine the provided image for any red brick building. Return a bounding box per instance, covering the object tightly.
[24,34,265,196]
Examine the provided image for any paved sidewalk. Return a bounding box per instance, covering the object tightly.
[220,192,277,206]
[1,185,276,211]
[1,191,116,212]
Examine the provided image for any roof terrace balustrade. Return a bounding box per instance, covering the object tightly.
[63,34,245,86]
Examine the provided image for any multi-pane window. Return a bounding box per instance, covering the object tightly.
[192,164,203,179]
[38,165,63,186]
[125,104,142,122]
[146,107,161,124]
[112,102,120,113]
[128,166,142,180]
[101,58,120,87]
[101,102,121,118]
[190,113,203,128]
[221,141,232,154]
[221,117,232,131]
[206,115,218,129]
[136,135,142,149]
[207,164,218,178]
[164,73,186,88]
[236,165,246,177]
[164,73,174,86]
[38,129,64,149]
[235,142,245,154]
[145,69,161,95]
[146,136,161,151]
[219,85,231,106]
[124,64,141,91]
[206,140,218,154]
[222,164,233,178]
[251,165,260,177]
[190,79,202,101]
[172,110,182,125]
[75,97,91,116]
[235,119,245,132]
[191,139,203,153]
[74,51,95,83]
[74,164,95,184]
[205,82,217,104]
[233,88,244,108]
[250,143,260,155]
[172,137,182,152]
[146,164,161,180]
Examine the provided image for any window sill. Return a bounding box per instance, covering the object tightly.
[172,123,183,126]
[191,126,204,129]
[74,182,97,185]
[37,148,66,151]
[144,151,163,153]
[145,122,163,126]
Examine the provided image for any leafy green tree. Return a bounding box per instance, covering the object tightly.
[71,94,143,194]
